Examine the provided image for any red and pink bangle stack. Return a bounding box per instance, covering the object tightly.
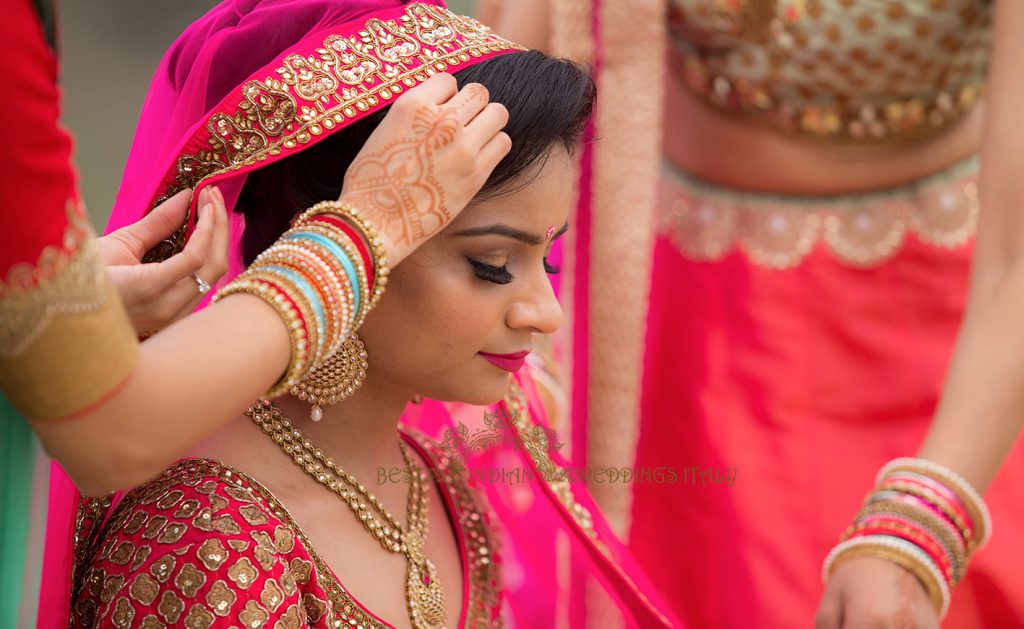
[822,457,992,618]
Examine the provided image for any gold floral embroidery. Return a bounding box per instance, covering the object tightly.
[100,574,126,604]
[129,573,161,606]
[74,598,99,627]
[174,563,207,598]
[109,541,136,566]
[111,596,136,628]
[156,490,185,510]
[239,504,269,526]
[668,0,991,143]
[0,201,106,357]
[259,578,285,612]
[287,557,313,584]
[659,156,979,269]
[196,538,229,570]
[157,590,185,624]
[239,599,271,628]
[157,522,188,544]
[504,381,596,540]
[174,499,202,519]
[276,603,304,629]
[138,614,166,629]
[227,539,251,552]
[227,556,259,589]
[150,554,177,583]
[141,3,523,264]
[302,593,329,623]
[205,580,238,617]
[130,545,153,571]
[123,512,148,536]
[183,604,215,629]
[142,516,169,541]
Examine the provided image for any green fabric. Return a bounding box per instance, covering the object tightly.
[0,395,34,627]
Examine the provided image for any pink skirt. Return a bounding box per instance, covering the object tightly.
[629,159,1024,628]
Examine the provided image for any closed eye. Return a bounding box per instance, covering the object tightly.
[468,258,513,284]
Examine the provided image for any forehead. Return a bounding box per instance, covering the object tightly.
[449,149,575,233]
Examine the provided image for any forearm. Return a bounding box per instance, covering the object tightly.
[917,0,1024,491]
[31,294,290,495]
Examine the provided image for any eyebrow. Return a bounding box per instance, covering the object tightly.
[452,222,569,245]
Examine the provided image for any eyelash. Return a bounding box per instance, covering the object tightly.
[468,257,562,285]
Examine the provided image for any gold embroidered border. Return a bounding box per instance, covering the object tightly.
[143,4,524,264]
[0,202,139,419]
[659,155,980,269]
[1,201,105,357]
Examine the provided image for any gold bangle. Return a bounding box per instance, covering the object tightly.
[243,269,323,374]
[255,246,351,356]
[826,538,949,617]
[870,482,972,549]
[879,459,991,550]
[856,501,968,583]
[213,278,310,398]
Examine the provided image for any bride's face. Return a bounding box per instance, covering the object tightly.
[358,147,572,405]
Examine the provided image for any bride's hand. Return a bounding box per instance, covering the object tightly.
[98,186,230,335]
[339,72,511,265]
[816,557,938,629]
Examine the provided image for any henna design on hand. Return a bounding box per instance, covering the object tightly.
[344,106,456,247]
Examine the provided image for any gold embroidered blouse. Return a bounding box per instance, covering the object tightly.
[668,0,991,143]
[70,434,503,628]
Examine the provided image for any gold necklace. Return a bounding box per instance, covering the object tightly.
[247,400,447,628]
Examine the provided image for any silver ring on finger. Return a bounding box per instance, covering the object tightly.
[192,272,212,296]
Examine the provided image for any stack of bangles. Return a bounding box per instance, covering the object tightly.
[212,200,389,397]
[822,457,992,619]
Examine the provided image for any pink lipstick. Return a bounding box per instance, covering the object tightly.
[478,350,530,373]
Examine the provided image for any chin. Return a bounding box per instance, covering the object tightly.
[428,374,511,407]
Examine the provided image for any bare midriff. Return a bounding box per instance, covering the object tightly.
[663,75,984,196]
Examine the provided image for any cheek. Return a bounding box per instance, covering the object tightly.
[358,257,505,377]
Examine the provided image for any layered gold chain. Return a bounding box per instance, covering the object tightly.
[247,400,447,628]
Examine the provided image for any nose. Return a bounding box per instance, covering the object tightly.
[506,269,563,335]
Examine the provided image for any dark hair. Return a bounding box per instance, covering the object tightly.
[236,50,595,265]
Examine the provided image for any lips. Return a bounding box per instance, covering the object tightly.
[478,350,530,373]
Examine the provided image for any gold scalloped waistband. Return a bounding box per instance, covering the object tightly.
[657,156,979,269]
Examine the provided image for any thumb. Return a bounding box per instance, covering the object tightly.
[110,188,195,257]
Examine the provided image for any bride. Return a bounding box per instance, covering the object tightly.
[55,1,676,627]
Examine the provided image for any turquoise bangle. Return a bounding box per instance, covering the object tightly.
[261,265,327,358]
[285,231,363,322]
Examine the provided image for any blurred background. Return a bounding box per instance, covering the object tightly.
[59,0,476,230]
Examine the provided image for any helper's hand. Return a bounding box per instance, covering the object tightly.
[97,187,229,335]
[816,557,938,629]
[339,72,511,265]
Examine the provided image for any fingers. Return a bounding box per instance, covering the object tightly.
[109,188,194,257]
[477,131,512,175]
[150,196,216,293]
[445,82,491,126]
[168,187,231,320]
[465,101,509,147]
[407,71,459,105]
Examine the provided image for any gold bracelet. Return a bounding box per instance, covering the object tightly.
[213,278,311,398]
